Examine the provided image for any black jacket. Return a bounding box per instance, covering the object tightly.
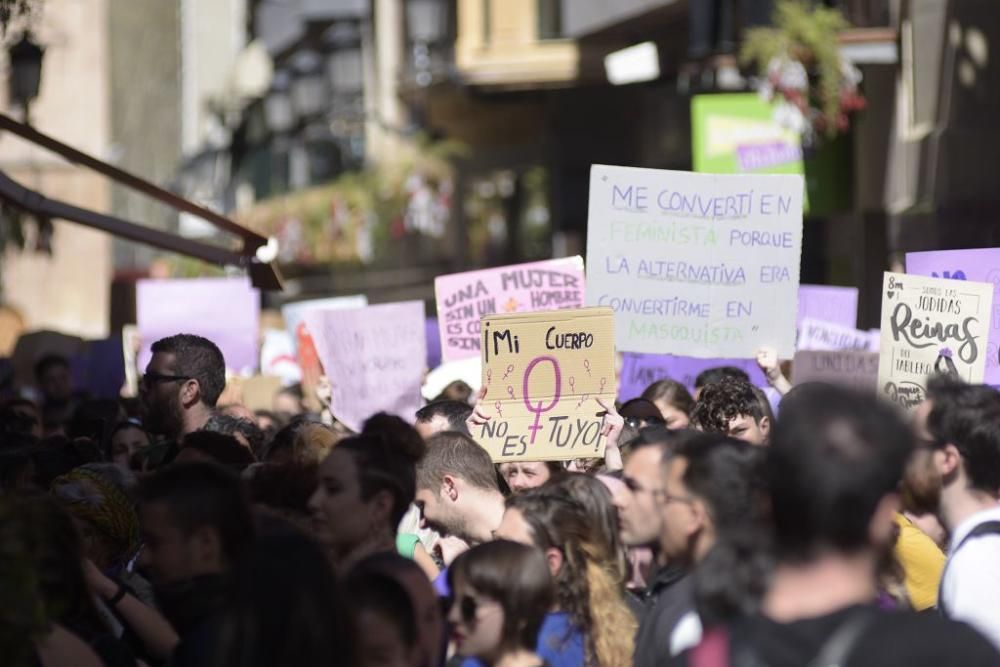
[156,574,230,667]
[633,565,693,667]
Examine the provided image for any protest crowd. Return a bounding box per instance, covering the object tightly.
[4,311,1000,667]
[3,141,1000,667]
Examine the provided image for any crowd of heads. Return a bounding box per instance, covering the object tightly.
[4,331,1000,667]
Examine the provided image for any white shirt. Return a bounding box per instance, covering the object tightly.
[941,504,1000,650]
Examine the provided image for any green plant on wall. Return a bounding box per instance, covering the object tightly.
[740,0,865,144]
[233,135,467,271]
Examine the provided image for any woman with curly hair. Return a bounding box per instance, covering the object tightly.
[494,489,637,667]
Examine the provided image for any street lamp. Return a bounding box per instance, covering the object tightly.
[7,32,44,123]
[406,0,447,44]
[405,0,449,88]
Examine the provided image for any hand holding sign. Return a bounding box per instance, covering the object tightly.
[478,308,616,461]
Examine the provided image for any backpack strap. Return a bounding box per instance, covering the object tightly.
[954,520,1000,552]
[939,520,1000,617]
[805,609,878,667]
[713,608,877,667]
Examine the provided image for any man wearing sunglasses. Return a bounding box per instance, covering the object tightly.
[141,334,226,442]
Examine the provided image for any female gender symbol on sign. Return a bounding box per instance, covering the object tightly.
[523,356,561,444]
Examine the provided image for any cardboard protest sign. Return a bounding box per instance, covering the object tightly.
[617,353,768,402]
[476,308,615,462]
[797,285,858,329]
[585,165,803,358]
[241,375,284,412]
[798,318,879,352]
[878,272,994,410]
[304,302,426,432]
[137,278,259,375]
[435,257,585,363]
[907,248,1000,385]
[792,350,879,392]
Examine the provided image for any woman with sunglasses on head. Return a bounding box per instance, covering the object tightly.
[494,491,637,667]
[449,540,556,667]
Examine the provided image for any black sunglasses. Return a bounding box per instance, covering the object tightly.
[443,595,481,624]
[141,372,191,389]
[625,415,665,429]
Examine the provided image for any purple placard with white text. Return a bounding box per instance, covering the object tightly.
[797,285,858,330]
[907,248,1000,384]
[137,278,260,375]
[435,257,585,363]
[304,301,426,432]
[618,353,769,402]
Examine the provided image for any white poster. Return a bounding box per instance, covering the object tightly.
[878,272,994,410]
[585,165,803,358]
[798,317,879,352]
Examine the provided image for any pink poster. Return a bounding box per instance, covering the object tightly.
[304,301,426,432]
[435,257,585,362]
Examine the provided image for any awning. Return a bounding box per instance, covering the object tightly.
[0,113,282,290]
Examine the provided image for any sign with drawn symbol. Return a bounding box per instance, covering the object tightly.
[477,307,616,462]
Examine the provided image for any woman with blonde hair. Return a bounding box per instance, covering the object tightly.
[495,490,637,666]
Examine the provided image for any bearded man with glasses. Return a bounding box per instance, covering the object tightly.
[141,334,226,442]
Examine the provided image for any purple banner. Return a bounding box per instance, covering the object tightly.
[425,318,442,371]
[137,278,260,375]
[304,302,426,432]
[907,248,1000,384]
[618,353,769,402]
[797,284,858,329]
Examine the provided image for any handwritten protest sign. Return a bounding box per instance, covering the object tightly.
[878,272,994,410]
[617,353,768,402]
[435,257,585,363]
[792,350,879,392]
[137,278,259,375]
[585,165,803,358]
[797,285,858,329]
[798,318,879,352]
[304,302,426,432]
[476,308,615,462]
[281,295,368,354]
[907,248,1000,385]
